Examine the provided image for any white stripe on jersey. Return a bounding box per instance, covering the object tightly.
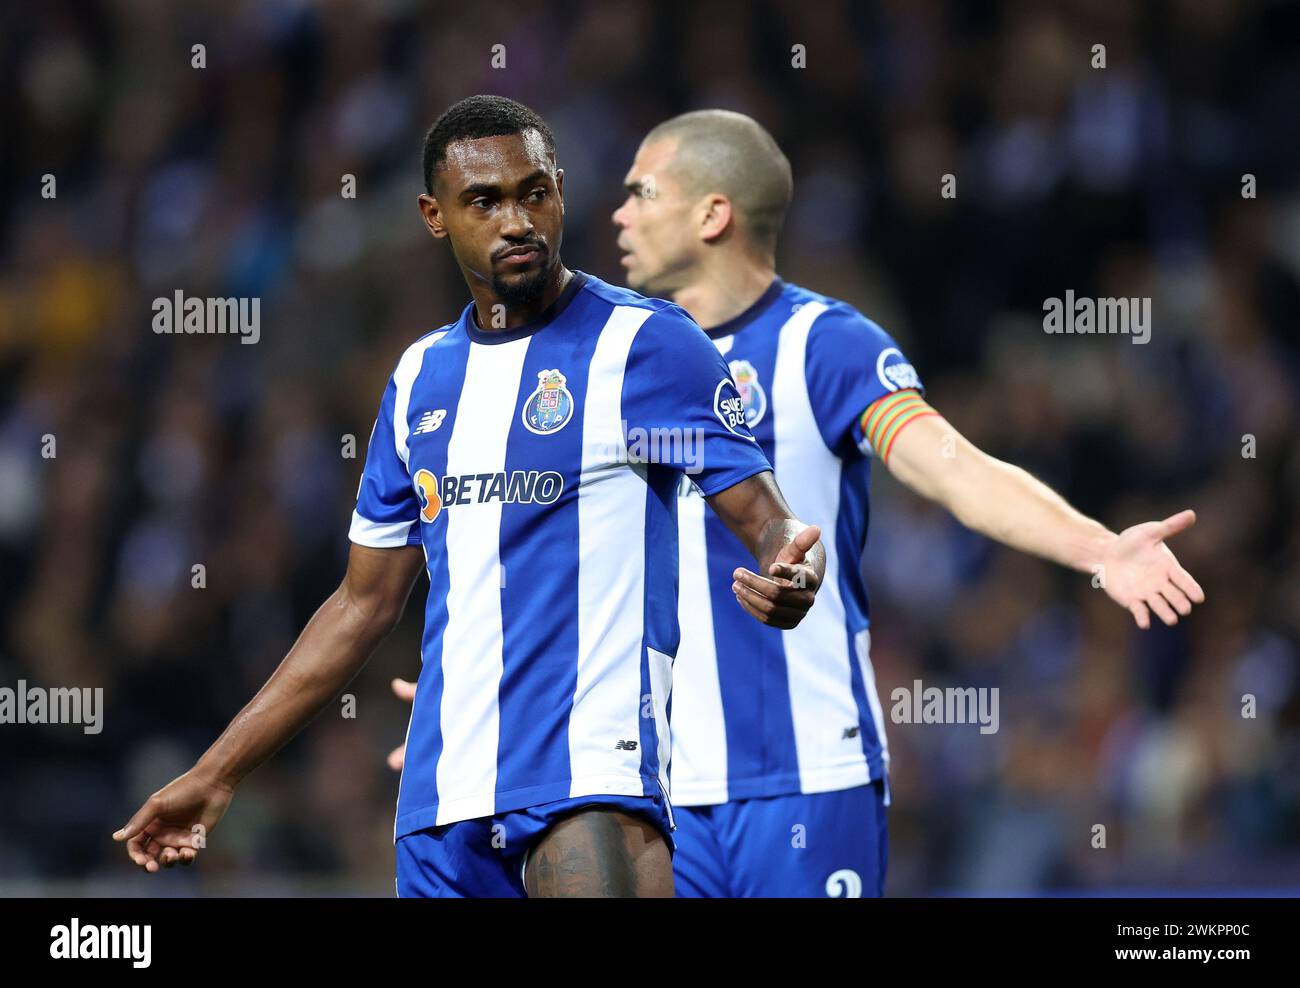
[772,302,872,794]
[646,646,673,808]
[348,515,419,546]
[569,305,656,796]
[669,490,730,805]
[349,331,449,548]
[394,330,449,466]
[434,336,528,824]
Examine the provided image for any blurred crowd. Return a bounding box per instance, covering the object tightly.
[1,0,1297,894]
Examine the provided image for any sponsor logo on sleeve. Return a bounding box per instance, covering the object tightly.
[713,377,757,441]
[875,347,920,392]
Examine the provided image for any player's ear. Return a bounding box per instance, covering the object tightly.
[699,193,732,243]
[418,193,448,239]
[555,167,564,206]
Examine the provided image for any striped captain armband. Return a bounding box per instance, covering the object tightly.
[859,389,938,465]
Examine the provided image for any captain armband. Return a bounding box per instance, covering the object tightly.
[858,390,939,465]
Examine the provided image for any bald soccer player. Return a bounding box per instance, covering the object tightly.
[390,110,1204,897]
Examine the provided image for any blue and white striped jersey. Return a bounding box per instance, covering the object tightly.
[349,271,772,839]
[671,278,923,806]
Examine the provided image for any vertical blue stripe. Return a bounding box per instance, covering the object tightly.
[835,455,883,772]
[641,463,681,655]
[706,320,803,795]
[638,462,681,789]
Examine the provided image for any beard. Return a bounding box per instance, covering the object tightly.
[491,249,552,307]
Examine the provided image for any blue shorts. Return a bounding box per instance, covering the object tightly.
[395,793,675,898]
[672,780,888,897]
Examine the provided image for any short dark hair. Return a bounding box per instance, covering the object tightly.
[422,95,556,194]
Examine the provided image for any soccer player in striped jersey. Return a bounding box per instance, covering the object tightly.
[607,109,1205,897]
[113,96,830,898]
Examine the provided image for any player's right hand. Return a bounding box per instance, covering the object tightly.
[112,768,234,872]
[387,677,417,771]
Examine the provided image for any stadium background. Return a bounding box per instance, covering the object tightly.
[1,0,1298,895]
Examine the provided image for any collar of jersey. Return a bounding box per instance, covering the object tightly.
[463,270,589,345]
[703,276,785,340]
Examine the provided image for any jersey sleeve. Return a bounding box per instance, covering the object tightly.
[620,305,773,496]
[803,307,929,459]
[349,374,423,548]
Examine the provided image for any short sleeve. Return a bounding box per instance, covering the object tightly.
[803,307,925,456]
[349,374,423,548]
[620,305,773,496]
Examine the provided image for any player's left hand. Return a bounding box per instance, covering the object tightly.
[1098,509,1206,629]
[732,525,824,630]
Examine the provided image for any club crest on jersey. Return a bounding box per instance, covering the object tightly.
[729,359,767,428]
[522,368,574,435]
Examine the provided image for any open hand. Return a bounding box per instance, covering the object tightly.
[732,525,824,630]
[1097,509,1205,629]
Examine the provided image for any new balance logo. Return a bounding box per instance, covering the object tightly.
[841,726,859,739]
[614,740,639,751]
[413,409,447,435]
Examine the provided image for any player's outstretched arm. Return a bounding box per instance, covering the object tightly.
[112,543,426,871]
[705,470,826,630]
[880,407,1205,629]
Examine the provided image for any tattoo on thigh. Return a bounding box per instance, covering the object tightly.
[526,809,666,898]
